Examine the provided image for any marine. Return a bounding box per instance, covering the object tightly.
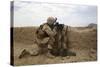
[35,17,57,57]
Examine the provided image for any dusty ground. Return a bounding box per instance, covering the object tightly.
[13,26,97,66]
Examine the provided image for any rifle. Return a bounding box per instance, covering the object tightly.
[54,22,64,31]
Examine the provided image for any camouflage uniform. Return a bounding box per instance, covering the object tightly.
[61,25,69,49]
[35,17,56,55]
[50,23,68,56]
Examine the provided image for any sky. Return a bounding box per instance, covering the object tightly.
[13,1,97,27]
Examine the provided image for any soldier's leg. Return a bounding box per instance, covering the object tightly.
[48,41,59,56]
[18,49,30,59]
[46,38,57,58]
[38,43,48,55]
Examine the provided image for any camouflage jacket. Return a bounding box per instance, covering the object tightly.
[35,23,56,45]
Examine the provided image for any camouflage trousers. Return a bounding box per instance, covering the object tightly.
[36,37,55,55]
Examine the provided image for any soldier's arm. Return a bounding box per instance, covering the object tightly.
[35,35,50,45]
[42,25,56,37]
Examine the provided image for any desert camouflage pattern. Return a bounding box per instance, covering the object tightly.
[35,17,57,55]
